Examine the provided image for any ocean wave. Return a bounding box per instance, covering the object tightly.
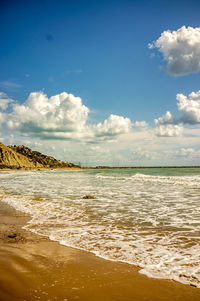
[96,172,200,187]
[1,169,200,288]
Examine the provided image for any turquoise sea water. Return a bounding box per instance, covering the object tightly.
[0,167,200,287]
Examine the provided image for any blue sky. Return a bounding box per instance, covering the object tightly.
[1,0,200,166]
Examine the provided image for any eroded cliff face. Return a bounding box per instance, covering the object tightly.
[0,143,76,169]
[0,143,41,169]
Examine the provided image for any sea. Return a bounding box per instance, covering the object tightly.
[0,167,200,288]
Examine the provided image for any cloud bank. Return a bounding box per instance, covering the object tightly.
[0,90,200,166]
[1,89,200,146]
[2,91,132,142]
[149,26,200,76]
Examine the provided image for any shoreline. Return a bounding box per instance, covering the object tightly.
[0,165,200,172]
[0,200,200,300]
[0,166,82,171]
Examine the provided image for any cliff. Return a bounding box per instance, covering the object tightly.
[0,143,77,169]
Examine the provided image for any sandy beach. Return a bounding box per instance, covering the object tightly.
[0,200,200,301]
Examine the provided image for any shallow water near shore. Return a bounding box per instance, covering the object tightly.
[1,167,200,288]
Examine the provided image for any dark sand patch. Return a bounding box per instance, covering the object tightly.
[0,200,200,301]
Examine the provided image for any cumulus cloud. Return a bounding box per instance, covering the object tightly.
[155,125,183,137]
[133,121,148,127]
[155,90,200,128]
[5,91,132,142]
[95,114,132,138]
[177,91,200,124]
[149,26,200,75]
[7,91,89,136]
[0,92,14,111]
[154,111,177,125]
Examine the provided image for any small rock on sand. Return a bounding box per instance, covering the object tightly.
[83,195,95,199]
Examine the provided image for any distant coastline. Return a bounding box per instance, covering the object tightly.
[1,165,200,171]
[85,165,200,169]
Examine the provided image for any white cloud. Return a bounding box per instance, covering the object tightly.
[95,114,132,138]
[5,91,132,142]
[177,91,200,124]
[155,125,183,137]
[131,148,157,160]
[126,145,200,166]
[2,122,200,166]
[133,121,148,127]
[8,91,89,137]
[0,112,6,130]
[3,90,199,166]
[0,112,6,123]
[0,92,14,111]
[177,148,195,157]
[154,111,177,125]
[149,26,200,75]
[155,90,200,127]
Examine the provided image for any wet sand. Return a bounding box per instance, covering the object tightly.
[0,200,200,301]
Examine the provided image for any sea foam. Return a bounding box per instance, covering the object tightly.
[1,168,200,288]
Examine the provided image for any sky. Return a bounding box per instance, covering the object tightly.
[1,0,200,166]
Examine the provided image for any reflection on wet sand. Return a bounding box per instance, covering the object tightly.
[0,201,200,301]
